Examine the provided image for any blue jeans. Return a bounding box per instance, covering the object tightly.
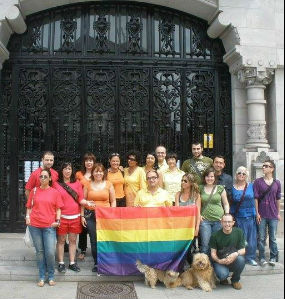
[29,225,56,281]
[213,255,245,283]
[86,214,97,265]
[199,220,222,255]
[235,216,257,262]
[258,218,279,260]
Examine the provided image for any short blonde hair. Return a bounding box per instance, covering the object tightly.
[234,166,249,183]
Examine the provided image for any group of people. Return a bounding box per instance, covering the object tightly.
[25,142,281,290]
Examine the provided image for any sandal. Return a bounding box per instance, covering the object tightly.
[37,280,45,287]
[78,252,86,260]
[48,280,56,286]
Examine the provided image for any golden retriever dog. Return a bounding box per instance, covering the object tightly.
[136,260,181,289]
[180,253,216,292]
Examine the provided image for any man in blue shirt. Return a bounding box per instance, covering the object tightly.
[213,155,233,202]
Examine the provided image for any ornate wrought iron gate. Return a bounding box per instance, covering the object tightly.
[0,2,232,232]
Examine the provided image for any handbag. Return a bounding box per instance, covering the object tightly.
[84,209,95,219]
[23,188,36,248]
[24,226,34,248]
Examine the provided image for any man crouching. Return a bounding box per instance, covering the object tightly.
[209,213,246,290]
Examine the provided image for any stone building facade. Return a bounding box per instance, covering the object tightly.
[0,0,284,191]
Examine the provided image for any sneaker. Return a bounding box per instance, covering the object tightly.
[48,280,56,286]
[69,263,81,272]
[37,280,45,287]
[232,282,242,290]
[269,258,276,266]
[246,259,258,266]
[58,263,66,273]
[220,279,229,285]
[260,259,267,267]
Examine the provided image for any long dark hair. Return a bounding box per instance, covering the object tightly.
[58,162,76,183]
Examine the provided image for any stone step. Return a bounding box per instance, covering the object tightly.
[0,265,143,282]
[0,263,283,282]
[0,233,283,282]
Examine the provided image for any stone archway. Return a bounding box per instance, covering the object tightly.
[0,0,240,69]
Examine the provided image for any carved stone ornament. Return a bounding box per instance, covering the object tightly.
[247,124,267,140]
[256,151,271,163]
[237,67,274,86]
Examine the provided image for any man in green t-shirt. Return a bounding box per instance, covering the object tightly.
[209,214,246,290]
[181,141,213,185]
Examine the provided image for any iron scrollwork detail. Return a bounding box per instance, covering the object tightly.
[127,16,143,54]
[60,13,77,52]
[93,14,111,54]
[159,18,175,56]
[23,19,42,52]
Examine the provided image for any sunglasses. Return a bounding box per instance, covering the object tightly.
[262,165,273,168]
[128,157,137,162]
[181,179,188,183]
[147,176,158,181]
[111,153,120,157]
[39,175,48,179]
[237,172,246,176]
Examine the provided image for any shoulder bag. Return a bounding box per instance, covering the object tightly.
[58,182,79,203]
[258,179,276,202]
[232,183,248,218]
[201,185,216,216]
[190,159,203,180]
[24,188,36,248]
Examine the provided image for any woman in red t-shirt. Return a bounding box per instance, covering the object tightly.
[54,162,84,274]
[25,168,63,287]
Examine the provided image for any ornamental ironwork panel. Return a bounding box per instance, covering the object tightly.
[0,1,232,231]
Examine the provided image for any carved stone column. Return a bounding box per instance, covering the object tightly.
[237,67,274,149]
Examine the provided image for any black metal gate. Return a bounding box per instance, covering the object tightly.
[0,2,232,232]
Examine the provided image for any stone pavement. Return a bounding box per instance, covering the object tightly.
[0,233,283,299]
[0,274,284,299]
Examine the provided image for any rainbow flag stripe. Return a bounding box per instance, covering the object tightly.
[96,206,197,276]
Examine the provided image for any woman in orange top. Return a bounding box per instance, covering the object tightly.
[107,153,125,207]
[81,163,116,272]
[75,152,96,260]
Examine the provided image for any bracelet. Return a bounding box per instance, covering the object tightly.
[25,216,30,219]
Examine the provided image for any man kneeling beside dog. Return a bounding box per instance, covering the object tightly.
[136,213,246,291]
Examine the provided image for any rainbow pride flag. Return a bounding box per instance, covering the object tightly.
[96,206,197,276]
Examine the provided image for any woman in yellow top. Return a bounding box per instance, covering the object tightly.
[162,153,185,204]
[107,153,125,207]
[81,163,116,272]
[124,151,146,207]
[75,152,96,260]
[142,152,163,186]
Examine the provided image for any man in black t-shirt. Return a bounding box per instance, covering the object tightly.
[209,214,246,290]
